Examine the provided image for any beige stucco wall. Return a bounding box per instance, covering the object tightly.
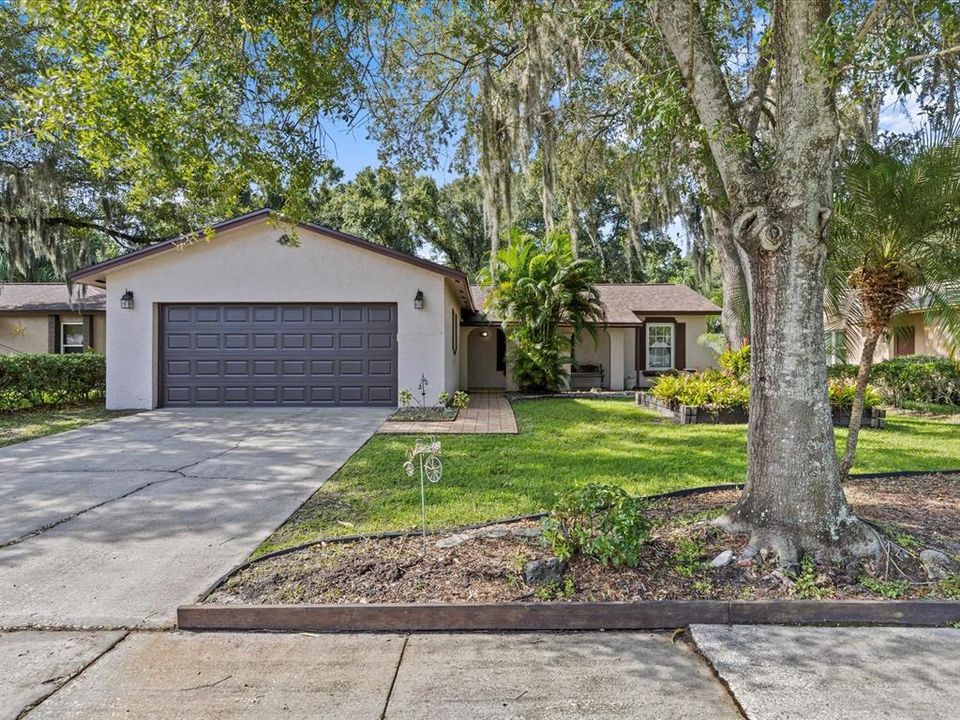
[464,327,507,389]
[0,315,48,354]
[0,313,106,354]
[459,317,716,393]
[841,311,957,364]
[100,218,457,409]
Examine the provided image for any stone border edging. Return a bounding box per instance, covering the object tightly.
[178,599,960,632]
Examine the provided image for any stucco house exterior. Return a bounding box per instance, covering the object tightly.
[68,209,720,409]
[825,296,958,365]
[0,283,106,355]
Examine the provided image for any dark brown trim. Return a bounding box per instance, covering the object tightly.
[47,315,59,353]
[177,600,960,632]
[68,208,475,310]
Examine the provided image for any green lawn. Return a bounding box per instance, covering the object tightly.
[0,404,129,447]
[258,398,960,555]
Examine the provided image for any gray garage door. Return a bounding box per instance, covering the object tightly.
[160,303,397,407]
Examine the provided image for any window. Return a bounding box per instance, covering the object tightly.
[646,323,674,371]
[61,322,86,353]
[824,330,847,365]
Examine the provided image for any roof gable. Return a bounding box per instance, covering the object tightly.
[68,209,475,310]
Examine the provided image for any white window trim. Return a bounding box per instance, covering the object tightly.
[645,322,675,372]
[61,322,85,353]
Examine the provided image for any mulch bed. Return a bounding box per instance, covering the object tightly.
[386,407,459,422]
[207,474,959,606]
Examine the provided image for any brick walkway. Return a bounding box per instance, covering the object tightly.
[379,392,518,435]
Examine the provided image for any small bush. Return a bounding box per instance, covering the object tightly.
[829,355,960,407]
[542,483,650,568]
[717,344,750,381]
[0,353,105,411]
[398,389,413,408]
[828,378,881,410]
[451,390,471,409]
[650,371,750,411]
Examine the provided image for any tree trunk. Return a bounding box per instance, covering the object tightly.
[653,0,878,563]
[716,214,877,562]
[705,205,748,347]
[839,330,881,476]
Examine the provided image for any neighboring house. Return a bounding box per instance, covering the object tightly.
[825,295,958,365]
[69,209,720,409]
[464,284,720,392]
[0,283,106,355]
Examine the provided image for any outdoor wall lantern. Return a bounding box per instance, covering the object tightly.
[120,289,135,310]
[480,330,489,337]
[414,289,424,310]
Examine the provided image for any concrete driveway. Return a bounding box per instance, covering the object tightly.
[0,408,387,629]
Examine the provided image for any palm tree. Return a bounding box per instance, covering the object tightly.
[829,125,960,475]
[479,229,605,391]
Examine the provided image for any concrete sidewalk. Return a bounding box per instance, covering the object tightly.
[5,630,740,719]
[691,625,960,720]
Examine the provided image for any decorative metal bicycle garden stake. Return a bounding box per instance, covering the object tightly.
[403,436,442,553]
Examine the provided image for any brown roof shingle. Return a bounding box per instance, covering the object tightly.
[467,283,719,325]
[0,284,106,313]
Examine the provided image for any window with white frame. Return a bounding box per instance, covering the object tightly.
[61,323,86,353]
[646,323,674,371]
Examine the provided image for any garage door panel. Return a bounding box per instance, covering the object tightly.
[161,303,397,407]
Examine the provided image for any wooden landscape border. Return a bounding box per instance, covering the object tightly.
[178,600,960,632]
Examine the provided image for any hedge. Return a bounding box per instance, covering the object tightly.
[828,355,960,407]
[0,353,106,410]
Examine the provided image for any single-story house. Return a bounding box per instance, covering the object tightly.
[0,283,106,355]
[68,209,720,409]
[825,295,958,365]
[464,284,720,392]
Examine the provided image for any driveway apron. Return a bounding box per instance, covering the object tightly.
[0,408,387,629]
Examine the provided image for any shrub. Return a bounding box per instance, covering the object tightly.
[652,370,879,412]
[828,378,881,410]
[542,483,650,568]
[399,389,413,408]
[451,390,471,409]
[650,371,750,411]
[717,344,751,381]
[828,355,960,407]
[437,391,450,407]
[0,353,105,411]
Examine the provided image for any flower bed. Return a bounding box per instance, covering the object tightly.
[205,474,957,606]
[386,407,459,422]
[637,391,886,428]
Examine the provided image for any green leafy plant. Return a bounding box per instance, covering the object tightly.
[859,575,910,599]
[451,390,471,409]
[672,537,708,577]
[478,230,604,392]
[398,389,413,408]
[542,483,650,568]
[0,353,105,411]
[717,344,751,381]
[790,557,833,599]
[437,391,450,407]
[828,378,881,410]
[652,368,880,413]
[534,577,576,601]
[938,576,960,599]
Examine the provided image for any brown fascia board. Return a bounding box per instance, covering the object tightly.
[68,208,476,311]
